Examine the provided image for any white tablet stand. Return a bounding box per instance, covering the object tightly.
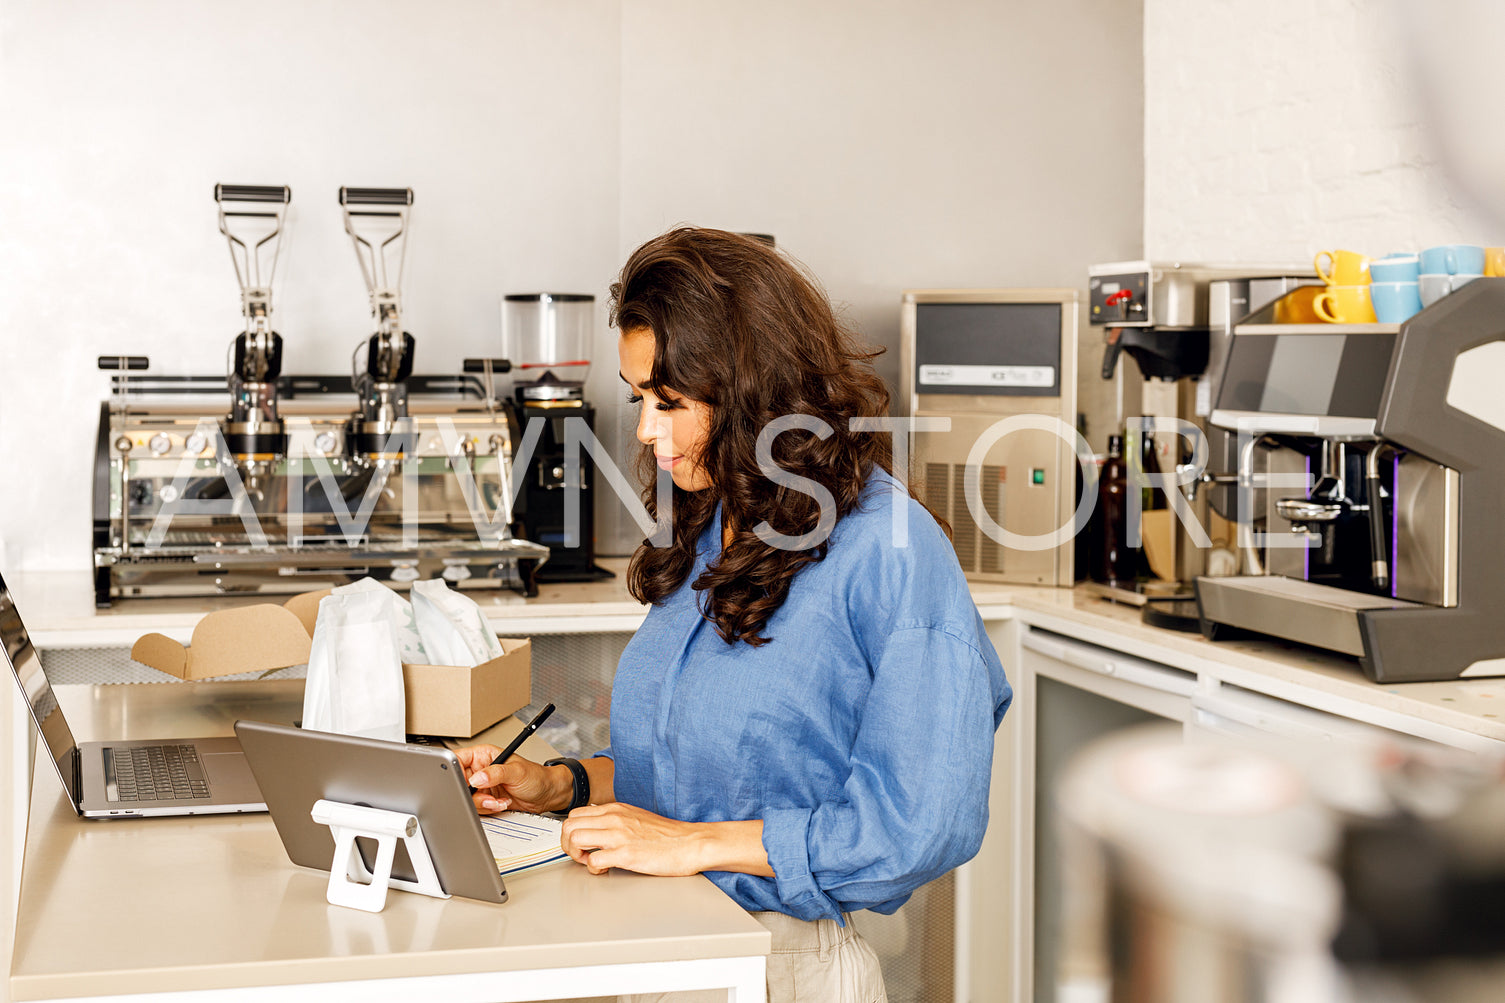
[310,799,451,912]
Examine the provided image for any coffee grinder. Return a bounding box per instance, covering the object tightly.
[503,293,612,582]
[1087,261,1315,623]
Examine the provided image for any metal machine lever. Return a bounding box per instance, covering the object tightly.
[215,183,290,326]
[338,187,414,207]
[339,186,416,380]
[465,358,513,413]
[213,184,290,204]
[462,358,514,374]
[341,186,418,455]
[215,184,292,461]
[97,356,149,371]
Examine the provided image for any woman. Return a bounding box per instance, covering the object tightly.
[458,227,1011,1002]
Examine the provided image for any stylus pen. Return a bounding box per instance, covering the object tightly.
[471,703,555,788]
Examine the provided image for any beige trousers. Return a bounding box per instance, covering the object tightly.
[619,910,888,1003]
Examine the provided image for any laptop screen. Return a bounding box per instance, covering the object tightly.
[1,572,80,804]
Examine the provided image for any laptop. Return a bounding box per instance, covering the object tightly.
[2,572,265,818]
[234,719,510,904]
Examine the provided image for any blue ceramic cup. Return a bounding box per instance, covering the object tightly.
[1371,281,1423,323]
[1454,245,1487,274]
[1419,244,1486,275]
[1369,254,1420,283]
[1419,246,1449,273]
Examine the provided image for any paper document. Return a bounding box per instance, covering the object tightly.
[481,811,569,876]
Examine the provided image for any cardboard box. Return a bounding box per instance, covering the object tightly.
[131,590,532,738]
[131,597,316,681]
[403,637,532,739]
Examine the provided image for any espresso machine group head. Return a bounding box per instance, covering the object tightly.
[215,184,292,466]
[340,186,417,461]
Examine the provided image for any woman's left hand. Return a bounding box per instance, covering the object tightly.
[560,802,711,876]
[561,804,775,878]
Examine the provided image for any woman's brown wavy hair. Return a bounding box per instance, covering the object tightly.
[609,226,937,646]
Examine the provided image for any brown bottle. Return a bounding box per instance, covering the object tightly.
[1094,434,1137,587]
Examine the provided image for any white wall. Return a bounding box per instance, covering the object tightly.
[0,0,1145,570]
[1144,0,1494,261]
[0,0,624,569]
[612,0,1144,477]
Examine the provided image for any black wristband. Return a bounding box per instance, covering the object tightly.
[544,757,590,812]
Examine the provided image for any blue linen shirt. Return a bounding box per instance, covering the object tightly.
[600,469,1012,921]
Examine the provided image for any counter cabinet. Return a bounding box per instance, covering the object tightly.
[990,602,1505,1003]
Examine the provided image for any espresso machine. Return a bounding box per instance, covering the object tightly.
[1087,261,1317,615]
[91,184,548,606]
[1195,278,1505,683]
[503,293,611,582]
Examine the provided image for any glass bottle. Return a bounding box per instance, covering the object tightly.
[1094,434,1137,587]
[1139,429,1162,511]
[1135,429,1162,580]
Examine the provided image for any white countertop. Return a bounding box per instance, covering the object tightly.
[11,566,1505,747]
[11,559,651,646]
[999,586,1505,748]
[9,680,770,1001]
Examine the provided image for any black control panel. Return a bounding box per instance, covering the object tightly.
[1088,269,1150,326]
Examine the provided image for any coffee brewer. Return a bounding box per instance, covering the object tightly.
[1195,278,1505,683]
[502,293,612,582]
[1087,261,1316,612]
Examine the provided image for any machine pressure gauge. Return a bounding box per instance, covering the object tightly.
[148,433,172,455]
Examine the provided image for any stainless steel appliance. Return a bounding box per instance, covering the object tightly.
[1087,261,1317,604]
[901,289,1080,586]
[1195,279,1505,682]
[90,185,547,607]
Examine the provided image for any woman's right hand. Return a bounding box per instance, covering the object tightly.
[452,746,567,816]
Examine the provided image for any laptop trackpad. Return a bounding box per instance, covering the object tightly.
[202,752,253,785]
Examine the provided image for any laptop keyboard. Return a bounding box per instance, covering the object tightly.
[104,744,210,802]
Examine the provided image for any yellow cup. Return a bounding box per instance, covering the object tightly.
[1314,249,1371,286]
[1486,247,1505,277]
[1313,284,1376,324]
[1273,285,1325,323]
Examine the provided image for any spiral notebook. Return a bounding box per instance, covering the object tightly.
[481,811,569,875]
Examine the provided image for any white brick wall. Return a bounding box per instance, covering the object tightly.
[1145,0,1494,262]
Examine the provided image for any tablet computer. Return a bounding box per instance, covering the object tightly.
[234,719,509,904]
